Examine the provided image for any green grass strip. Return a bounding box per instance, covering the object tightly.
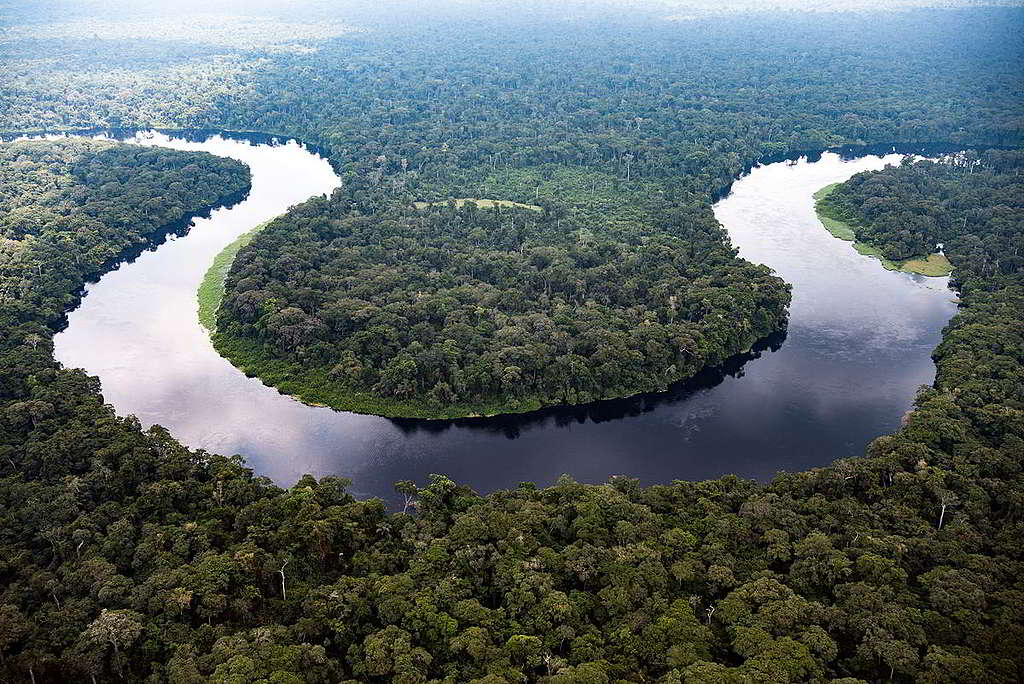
[197,219,273,332]
[813,183,857,240]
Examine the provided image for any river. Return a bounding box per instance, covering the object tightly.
[52,132,958,501]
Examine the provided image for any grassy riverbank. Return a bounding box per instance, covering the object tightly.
[197,219,273,331]
[813,183,953,276]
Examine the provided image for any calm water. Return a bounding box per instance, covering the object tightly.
[53,133,958,501]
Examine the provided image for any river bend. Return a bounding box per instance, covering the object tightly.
[52,133,958,500]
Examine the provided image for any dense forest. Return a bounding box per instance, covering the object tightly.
[166,6,1018,416]
[1,141,1022,682]
[2,6,1022,195]
[214,182,790,417]
[1,2,1023,682]
[0,138,250,332]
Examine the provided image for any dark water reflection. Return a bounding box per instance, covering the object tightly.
[52,133,958,502]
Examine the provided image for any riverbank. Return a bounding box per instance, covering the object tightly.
[197,218,274,331]
[210,330,551,418]
[209,324,777,420]
[813,183,953,276]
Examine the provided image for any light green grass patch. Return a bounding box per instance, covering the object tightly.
[813,183,857,240]
[899,252,954,277]
[813,183,952,277]
[413,198,541,211]
[197,218,273,332]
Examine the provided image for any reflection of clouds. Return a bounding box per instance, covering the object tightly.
[54,136,959,503]
[718,152,956,368]
[55,132,345,481]
[748,333,937,433]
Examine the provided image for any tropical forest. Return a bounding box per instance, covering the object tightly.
[0,1,1021,682]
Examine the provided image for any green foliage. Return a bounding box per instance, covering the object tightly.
[1,6,1023,684]
[813,184,859,241]
[816,175,955,276]
[0,138,250,333]
[214,187,789,417]
[197,219,273,332]
[4,140,1019,684]
[822,151,1023,289]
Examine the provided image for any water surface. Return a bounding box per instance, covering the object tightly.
[53,133,958,500]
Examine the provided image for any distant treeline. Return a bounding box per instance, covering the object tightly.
[3,9,1022,198]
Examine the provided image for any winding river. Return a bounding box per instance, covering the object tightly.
[52,132,958,501]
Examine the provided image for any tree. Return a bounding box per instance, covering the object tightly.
[77,609,144,678]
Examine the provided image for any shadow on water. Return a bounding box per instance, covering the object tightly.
[388,331,788,439]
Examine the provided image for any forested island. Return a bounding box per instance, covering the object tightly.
[1,2,1023,682]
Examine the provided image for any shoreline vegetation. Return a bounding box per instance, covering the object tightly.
[209,326,771,420]
[197,219,274,332]
[813,183,954,277]
[210,329,550,418]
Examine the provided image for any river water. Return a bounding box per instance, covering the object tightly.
[53,132,958,500]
